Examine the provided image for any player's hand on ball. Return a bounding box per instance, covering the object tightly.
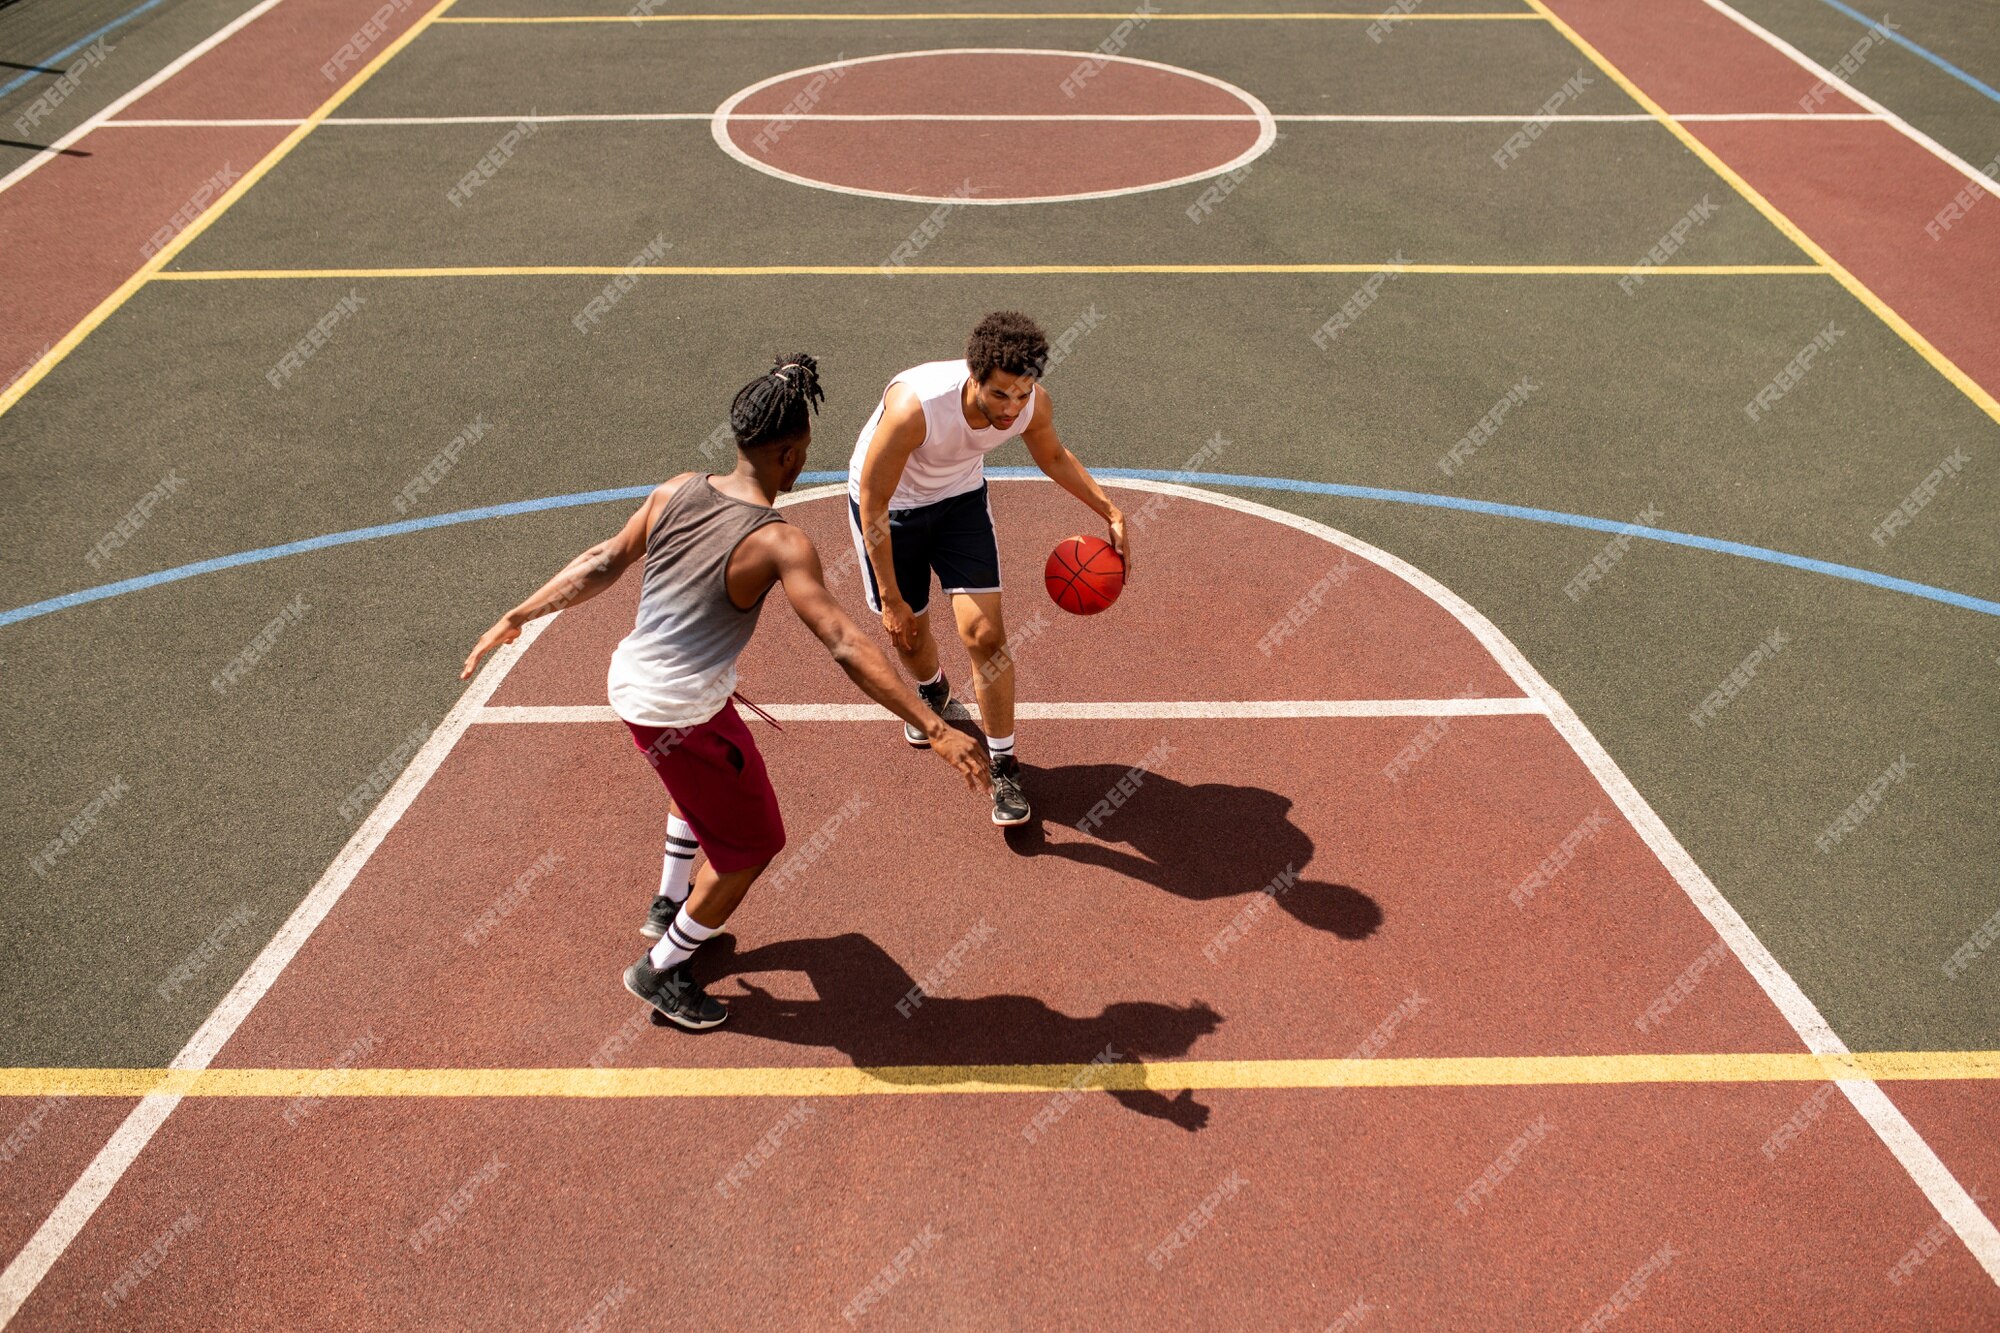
[1107,508,1131,576]
[880,597,919,652]
[461,617,520,679]
[933,729,993,794]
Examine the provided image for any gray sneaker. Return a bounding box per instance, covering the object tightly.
[990,754,1030,827]
[906,675,952,748]
[623,955,727,1031]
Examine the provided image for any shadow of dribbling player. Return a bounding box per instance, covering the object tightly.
[1003,762,1384,940]
[698,932,1223,1130]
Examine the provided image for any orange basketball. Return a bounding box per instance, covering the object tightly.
[1044,535,1125,615]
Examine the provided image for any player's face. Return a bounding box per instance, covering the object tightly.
[973,371,1036,431]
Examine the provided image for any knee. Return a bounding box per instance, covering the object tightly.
[965,619,1006,659]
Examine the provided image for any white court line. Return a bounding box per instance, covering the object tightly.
[1136,477,2000,1287]
[0,618,554,1326]
[98,111,1886,128]
[477,698,1546,725]
[0,0,292,196]
[1701,0,1996,190]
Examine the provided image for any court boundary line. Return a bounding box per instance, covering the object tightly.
[1527,0,1999,427]
[1179,475,2000,1284]
[475,699,1548,723]
[4,1049,1997,1098]
[0,0,293,196]
[98,111,1889,127]
[0,614,552,1326]
[150,264,1829,278]
[438,11,1548,22]
[708,48,1278,205]
[1702,0,1999,190]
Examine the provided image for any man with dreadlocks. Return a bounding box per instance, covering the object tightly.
[849,311,1129,827]
[463,354,990,1029]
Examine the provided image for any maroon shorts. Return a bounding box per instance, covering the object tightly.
[625,702,785,873]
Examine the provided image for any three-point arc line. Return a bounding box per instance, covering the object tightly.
[5,472,1995,630]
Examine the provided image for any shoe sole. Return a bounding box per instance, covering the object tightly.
[991,806,1031,827]
[622,967,727,1031]
[640,922,666,940]
[905,683,952,749]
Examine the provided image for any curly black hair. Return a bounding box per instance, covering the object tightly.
[966,311,1049,382]
[729,352,825,449]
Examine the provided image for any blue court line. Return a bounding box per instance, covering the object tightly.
[0,487,653,629]
[0,0,170,102]
[1813,0,2000,107]
[5,469,1995,630]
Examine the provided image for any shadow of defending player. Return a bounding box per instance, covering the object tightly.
[1001,762,1384,940]
[700,932,1222,1131]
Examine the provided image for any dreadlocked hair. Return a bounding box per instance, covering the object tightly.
[966,311,1049,382]
[730,352,825,449]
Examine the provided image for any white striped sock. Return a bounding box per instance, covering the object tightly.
[649,906,719,971]
[659,814,698,903]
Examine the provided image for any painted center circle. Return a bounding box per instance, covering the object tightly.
[711,49,1276,205]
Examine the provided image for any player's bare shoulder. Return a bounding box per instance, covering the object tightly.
[739,509,812,565]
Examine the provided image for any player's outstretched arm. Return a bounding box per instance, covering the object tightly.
[459,479,679,679]
[768,526,991,794]
[1020,387,1131,574]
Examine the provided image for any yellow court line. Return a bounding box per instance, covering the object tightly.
[1523,0,2000,427]
[151,263,1829,280]
[7,1051,1998,1099]
[0,0,462,423]
[438,12,1547,23]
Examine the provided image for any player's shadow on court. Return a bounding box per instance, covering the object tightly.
[1003,762,1383,940]
[701,932,1222,1131]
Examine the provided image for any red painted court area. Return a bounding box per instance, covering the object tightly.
[13,482,1997,1328]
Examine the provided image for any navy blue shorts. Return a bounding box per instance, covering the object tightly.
[847,483,1001,616]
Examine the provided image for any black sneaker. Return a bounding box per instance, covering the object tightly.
[623,956,727,1031]
[641,895,681,940]
[990,754,1030,827]
[906,675,952,748]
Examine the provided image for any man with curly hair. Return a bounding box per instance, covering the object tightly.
[848,311,1131,827]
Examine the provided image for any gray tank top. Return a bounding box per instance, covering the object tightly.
[606,476,787,727]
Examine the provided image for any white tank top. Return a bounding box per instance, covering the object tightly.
[847,359,1039,510]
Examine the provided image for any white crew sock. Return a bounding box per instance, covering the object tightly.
[658,814,698,903]
[987,732,1015,760]
[917,666,943,688]
[649,906,719,971]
